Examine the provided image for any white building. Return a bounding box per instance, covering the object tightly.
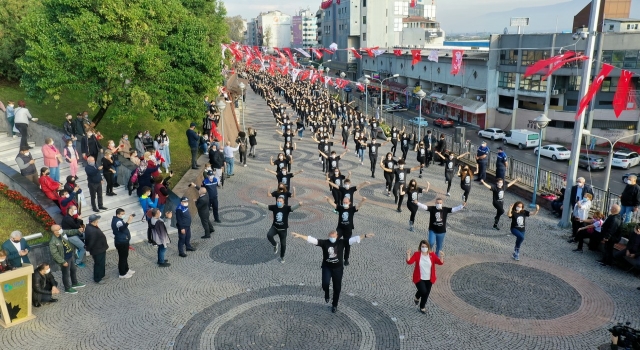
[603,18,640,33]
[257,10,292,49]
[245,19,257,46]
[301,10,317,48]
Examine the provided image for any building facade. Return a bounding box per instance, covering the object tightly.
[603,18,640,33]
[257,10,292,49]
[573,0,631,32]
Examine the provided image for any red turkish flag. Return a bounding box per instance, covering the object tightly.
[268,64,275,76]
[575,63,614,120]
[410,0,416,7]
[450,49,464,75]
[363,46,379,57]
[525,52,575,77]
[356,82,365,92]
[283,48,295,66]
[613,69,634,118]
[311,48,323,59]
[411,49,421,66]
[350,48,362,59]
[321,48,335,55]
[541,55,588,81]
[393,49,402,56]
[311,73,320,84]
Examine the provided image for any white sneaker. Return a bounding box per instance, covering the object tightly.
[127,269,136,274]
[243,164,247,167]
[119,273,133,279]
[446,192,450,196]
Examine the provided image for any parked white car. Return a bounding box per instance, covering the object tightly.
[612,150,640,169]
[477,128,506,141]
[533,144,571,161]
[408,117,428,126]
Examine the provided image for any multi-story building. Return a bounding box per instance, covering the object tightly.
[603,18,640,33]
[291,9,317,48]
[245,19,257,46]
[257,10,292,49]
[573,0,631,32]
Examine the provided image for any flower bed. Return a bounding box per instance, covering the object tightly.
[0,182,54,243]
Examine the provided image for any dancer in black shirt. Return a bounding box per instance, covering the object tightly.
[251,197,303,263]
[480,178,518,230]
[435,151,468,197]
[324,196,367,265]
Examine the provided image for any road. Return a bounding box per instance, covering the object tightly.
[385,108,630,194]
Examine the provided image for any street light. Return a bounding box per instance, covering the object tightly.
[365,73,400,119]
[238,82,246,132]
[530,113,551,208]
[216,100,227,144]
[415,88,427,142]
[363,77,370,118]
[582,129,640,211]
[340,72,346,101]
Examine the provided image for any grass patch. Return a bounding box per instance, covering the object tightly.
[0,192,49,244]
[0,81,195,185]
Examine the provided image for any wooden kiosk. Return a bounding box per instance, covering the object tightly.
[0,263,35,328]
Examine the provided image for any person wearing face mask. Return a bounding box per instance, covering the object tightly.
[80,129,103,164]
[62,113,77,147]
[251,198,303,263]
[400,131,412,160]
[32,263,60,307]
[598,205,623,266]
[15,146,39,185]
[367,137,388,178]
[141,130,154,152]
[422,130,437,167]
[380,153,397,197]
[269,183,295,206]
[415,141,428,178]
[324,196,367,266]
[176,197,195,257]
[2,231,31,268]
[328,178,370,205]
[73,113,86,144]
[457,164,478,205]
[619,175,640,224]
[280,142,296,172]
[190,186,215,239]
[209,144,226,182]
[495,146,509,180]
[381,159,420,211]
[13,100,38,149]
[223,141,240,177]
[135,130,146,158]
[406,241,444,313]
[327,169,350,206]
[341,121,351,149]
[84,214,109,283]
[568,192,593,243]
[61,205,86,268]
[85,156,107,212]
[407,180,431,231]
[475,140,490,180]
[436,150,469,197]
[39,166,64,204]
[390,126,404,157]
[247,127,258,157]
[417,198,465,256]
[291,230,374,313]
[270,153,290,174]
[568,177,594,235]
[150,208,172,267]
[320,149,349,177]
[507,201,539,261]
[265,168,303,193]
[119,134,133,159]
[435,134,446,166]
[200,170,221,223]
[102,150,117,196]
[312,135,333,172]
[0,249,16,273]
[49,224,86,294]
[5,100,15,138]
[480,177,518,230]
[63,139,80,180]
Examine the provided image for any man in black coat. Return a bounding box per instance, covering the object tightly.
[568,177,594,210]
[191,185,215,239]
[186,122,200,169]
[619,174,640,224]
[598,204,623,266]
[80,130,103,162]
[84,214,109,283]
[85,156,107,212]
[422,130,437,167]
[32,263,60,307]
[208,143,226,183]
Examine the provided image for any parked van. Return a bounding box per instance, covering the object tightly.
[503,129,540,149]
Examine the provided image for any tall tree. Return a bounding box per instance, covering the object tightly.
[225,15,245,43]
[263,26,273,48]
[0,0,40,81]
[17,0,228,126]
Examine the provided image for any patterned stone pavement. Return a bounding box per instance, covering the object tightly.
[3,83,640,349]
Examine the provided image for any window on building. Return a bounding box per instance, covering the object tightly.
[568,76,582,91]
[628,24,631,29]
[566,99,578,106]
[601,77,619,92]
[592,120,637,130]
[363,16,366,24]
[394,17,402,32]
[547,120,575,129]
[609,24,614,30]
[519,74,547,92]
[363,32,366,41]
[498,72,516,89]
[363,0,366,6]
[520,50,549,66]
[394,1,408,15]
[499,50,517,65]
[602,50,640,68]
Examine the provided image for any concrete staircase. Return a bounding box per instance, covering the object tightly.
[0,134,176,250]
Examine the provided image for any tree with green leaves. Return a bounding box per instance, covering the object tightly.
[225,15,245,43]
[17,0,228,126]
[262,26,273,47]
[0,0,40,81]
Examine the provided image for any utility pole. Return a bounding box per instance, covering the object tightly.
[559,0,601,228]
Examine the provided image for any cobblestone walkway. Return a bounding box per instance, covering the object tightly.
[3,84,639,350]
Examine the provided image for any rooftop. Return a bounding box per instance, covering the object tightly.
[402,16,438,23]
[605,18,640,22]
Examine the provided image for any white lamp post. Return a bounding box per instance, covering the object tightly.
[363,77,370,118]
[216,100,227,144]
[340,72,346,100]
[415,88,427,142]
[238,82,246,132]
[530,113,551,208]
[365,73,400,119]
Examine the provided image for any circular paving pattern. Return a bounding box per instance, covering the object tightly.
[215,206,267,227]
[431,254,615,336]
[448,209,508,237]
[210,237,278,265]
[174,285,400,350]
[214,301,362,349]
[450,262,581,319]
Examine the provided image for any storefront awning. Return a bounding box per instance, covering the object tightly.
[385,81,409,94]
[431,93,486,114]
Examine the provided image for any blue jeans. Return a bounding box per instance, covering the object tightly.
[157,244,167,264]
[49,166,60,183]
[620,205,635,224]
[511,228,525,249]
[225,157,234,175]
[358,148,364,162]
[67,235,85,264]
[298,129,304,138]
[428,230,446,257]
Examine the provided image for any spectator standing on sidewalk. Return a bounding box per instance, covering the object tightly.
[72,113,86,149]
[119,134,133,160]
[112,209,135,279]
[13,100,38,150]
[63,139,80,180]
[176,196,195,257]
[49,224,85,295]
[85,156,107,212]
[62,113,77,147]
[187,122,200,169]
[224,141,239,176]
[5,100,15,138]
[15,146,39,185]
[248,127,258,157]
[84,214,109,284]
[236,132,248,167]
[81,129,103,162]
[619,175,640,224]
[475,141,489,181]
[150,209,172,267]
[61,205,86,268]
[209,143,225,182]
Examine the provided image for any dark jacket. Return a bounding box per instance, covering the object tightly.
[209,149,225,169]
[111,216,131,244]
[15,152,37,176]
[72,118,85,137]
[85,163,103,184]
[1,238,30,268]
[569,184,594,209]
[61,214,83,230]
[84,224,109,256]
[601,213,623,241]
[81,135,103,156]
[186,129,199,148]
[63,120,75,138]
[620,184,640,207]
[32,271,57,296]
[196,195,210,218]
[175,204,192,228]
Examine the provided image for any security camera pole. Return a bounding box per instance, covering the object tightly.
[559,0,601,228]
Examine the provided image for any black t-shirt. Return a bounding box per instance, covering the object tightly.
[391,130,399,141]
[510,210,530,232]
[460,172,472,187]
[276,173,294,187]
[271,191,292,205]
[268,204,292,229]
[319,141,333,154]
[445,158,457,172]
[284,133,293,143]
[329,174,345,188]
[370,121,378,130]
[274,158,289,170]
[417,147,427,159]
[407,187,424,203]
[368,142,381,155]
[327,156,341,172]
[317,239,346,268]
[491,185,505,202]
[427,206,453,233]
[394,168,410,183]
[384,159,397,171]
[337,205,358,229]
[338,187,357,202]
[283,147,293,157]
[401,135,411,147]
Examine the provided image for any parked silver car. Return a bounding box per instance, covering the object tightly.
[578,154,606,171]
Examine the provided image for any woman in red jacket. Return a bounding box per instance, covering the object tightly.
[406,240,444,313]
[39,167,63,203]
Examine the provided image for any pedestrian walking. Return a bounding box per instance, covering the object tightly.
[176,196,195,257]
[507,201,540,261]
[84,214,109,283]
[13,100,38,149]
[236,132,248,166]
[480,178,518,230]
[248,127,258,157]
[291,230,374,313]
[251,197,303,263]
[406,241,444,314]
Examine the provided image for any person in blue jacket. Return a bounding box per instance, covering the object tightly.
[186,122,200,169]
[201,170,221,223]
[138,186,158,217]
[475,141,490,181]
[2,231,31,268]
[176,196,195,257]
[495,146,508,180]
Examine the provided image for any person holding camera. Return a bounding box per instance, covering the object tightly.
[112,209,136,279]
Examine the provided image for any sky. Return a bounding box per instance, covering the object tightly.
[225,0,640,34]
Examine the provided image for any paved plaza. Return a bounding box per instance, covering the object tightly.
[3,86,640,349]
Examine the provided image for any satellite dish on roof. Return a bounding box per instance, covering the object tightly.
[503,27,508,34]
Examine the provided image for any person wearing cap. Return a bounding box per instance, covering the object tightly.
[495,146,508,180]
[476,141,490,181]
[201,170,221,222]
[84,214,109,283]
[176,196,195,257]
[112,209,136,278]
[186,122,200,169]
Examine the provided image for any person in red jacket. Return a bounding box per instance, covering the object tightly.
[39,167,63,203]
[406,240,444,314]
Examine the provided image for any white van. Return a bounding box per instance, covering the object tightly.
[503,129,540,149]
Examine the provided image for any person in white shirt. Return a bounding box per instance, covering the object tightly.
[223,141,239,177]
